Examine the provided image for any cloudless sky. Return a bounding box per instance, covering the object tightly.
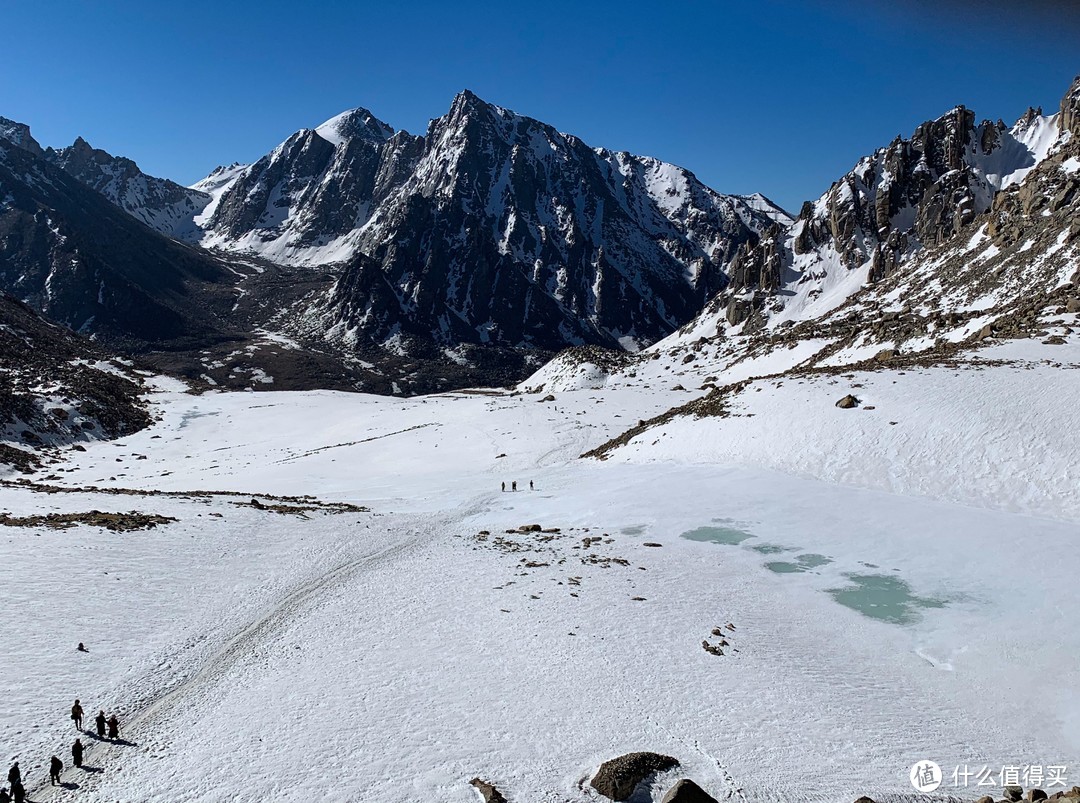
[1,0,1077,212]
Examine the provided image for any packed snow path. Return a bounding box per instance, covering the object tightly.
[2,371,1078,802]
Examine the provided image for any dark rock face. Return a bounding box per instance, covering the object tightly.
[43,137,210,237]
[590,752,680,801]
[1061,75,1080,137]
[662,780,719,803]
[0,116,44,157]
[0,140,236,348]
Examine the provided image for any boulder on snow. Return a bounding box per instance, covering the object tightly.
[835,394,860,409]
[1029,790,1048,801]
[1005,786,1024,801]
[591,752,680,801]
[853,798,877,803]
[518,524,543,532]
[469,777,507,803]
[874,348,899,362]
[662,779,719,803]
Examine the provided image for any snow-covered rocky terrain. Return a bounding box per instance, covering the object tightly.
[1,72,1078,803]
[1,316,1078,802]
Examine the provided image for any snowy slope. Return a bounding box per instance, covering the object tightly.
[1,348,1078,803]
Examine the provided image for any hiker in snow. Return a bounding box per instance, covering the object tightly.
[49,755,63,786]
[5,765,17,789]
[529,480,534,490]
[511,481,517,491]
[0,785,9,803]
[71,738,83,769]
[501,481,505,492]
[107,714,121,740]
[71,698,84,729]
[9,780,22,803]
[95,710,107,738]
[77,642,88,653]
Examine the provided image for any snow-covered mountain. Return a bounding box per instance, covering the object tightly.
[530,75,1080,401]
[43,137,211,237]
[694,99,1066,336]
[0,131,235,346]
[196,91,790,352]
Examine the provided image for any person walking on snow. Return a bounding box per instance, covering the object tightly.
[511,481,517,491]
[5,765,17,789]
[0,785,10,803]
[49,756,62,786]
[95,710,106,738]
[529,480,534,490]
[107,714,120,740]
[501,481,505,492]
[9,780,23,803]
[71,739,83,769]
[71,698,83,730]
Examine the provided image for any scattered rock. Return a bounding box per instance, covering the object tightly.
[1005,786,1024,801]
[835,394,860,409]
[469,777,507,803]
[662,778,719,803]
[1029,790,1048,802]
[642,542,663,547]
[518,524,543,532]
[540,395,555,403]
[0,510,177,532]
[591,752,680,801]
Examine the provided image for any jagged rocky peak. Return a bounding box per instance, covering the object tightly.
[1061,74,1080,136]
[0,116,44,156]
[41,135,210,237]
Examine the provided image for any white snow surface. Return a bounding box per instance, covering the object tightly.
[2,340,1079,803]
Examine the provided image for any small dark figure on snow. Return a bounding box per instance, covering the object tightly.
[107,714,120,740]
[0,785,10,803]
[72,738,84,769]
[71,698,84,729]
[95,710,107,737]
[77,642,88,652]
[49,755,63,786]
[5,765,17,789]
[529,480,534,490]
[501,481,505,492]
[9,780,23,803]
[511,481,517,491]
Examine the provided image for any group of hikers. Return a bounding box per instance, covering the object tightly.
[500,480,534,492]
[0,699,123,800]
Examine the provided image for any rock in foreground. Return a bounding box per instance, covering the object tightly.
[591,752,680,801]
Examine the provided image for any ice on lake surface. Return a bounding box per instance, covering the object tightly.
[681,525,946,625]
[765,553,833,574]
[681,524,755,545]
[826,573,947,625]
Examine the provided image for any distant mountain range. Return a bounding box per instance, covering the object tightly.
[1,76,1077,410]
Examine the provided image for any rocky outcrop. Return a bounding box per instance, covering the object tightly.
[0,293,151,450]
[468,777,507,803]
[590,752,680,801]
[661,779,719,803]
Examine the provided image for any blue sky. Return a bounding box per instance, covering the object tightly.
[2,0,1076,212]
